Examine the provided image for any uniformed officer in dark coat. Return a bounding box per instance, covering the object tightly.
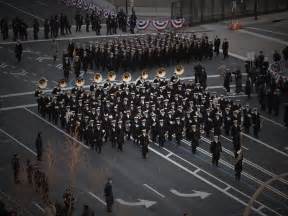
[284,103,288,127]
[35,132,43,161]
[15,40,23,62]
[116,121,125,152]
[214,36,221,56]
[104,178,114,212]
[210,136,222,167]
[190,124,200,154]
[222,38,229,59]
[234,149,243,181]
[33,19,40,40]
[140,129,149,159]
[252,108,261,138]
[11,154,20,184]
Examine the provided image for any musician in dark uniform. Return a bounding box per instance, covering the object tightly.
[252,108,261,138]
[210,136,222,167]
[190,124,200,154]
[231,120,241,158]
[234,149,243,181]
[116,121,125,152]
[157,119,166,147]
[175,117,184,145]
[140,129,149,159]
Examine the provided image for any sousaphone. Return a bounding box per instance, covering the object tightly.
[58,79,67,89]
[37,77,48,89]
[108,71,116,82]
[141,69,149,80]
[175,65,184,76]
[156,67,166,78]
[94,72,102,83]
[75,78,85,87]
[122,72,132,83]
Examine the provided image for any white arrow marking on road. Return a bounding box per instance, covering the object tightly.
[10,69,28,76]
[0,63,8,68]
[36,57,53,62]
[116,198,157,208]
[56,64,63,69]
[170,189,211,199]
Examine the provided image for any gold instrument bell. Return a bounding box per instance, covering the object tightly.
[122,72,132,83]
[107,71,116,81]
[37,77,48,89]
[175,65,184,76]
[75,78,85,87]
[141,69,149,80]
[94,72,102,83]
[156,67,166,78]
[58,79,67,89]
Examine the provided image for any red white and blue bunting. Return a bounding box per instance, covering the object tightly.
[152,20,169,30]
[136,20,150,30]
[171,18,185,29]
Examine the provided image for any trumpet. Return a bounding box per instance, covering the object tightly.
[156,67,166,78]
[58,79,67,89]
[75,78,85,87]
[122,72,132,83]
[108,71,116,82]
[175,65,184,76]
[94,72,102,83]
[37,77,48,89]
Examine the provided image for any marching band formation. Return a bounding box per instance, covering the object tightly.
[35,65,259,181]
[62,33,228,80]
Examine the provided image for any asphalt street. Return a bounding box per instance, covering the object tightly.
[0,1,288,216]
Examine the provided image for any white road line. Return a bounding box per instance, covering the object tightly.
[245,27,288,37]
[0,91,38,98]
[241,132,288,158]
[224,186,231,191]
[87,192,106,205]
[0,1,44,21]
[32,202,45,212]
[0,128,37,156]
[193,168,201,174]
[181,139,288,200]
[238,29,288,46]
[260,115,286,128]
[143,184,165,198]
[23,107,90,150]
[0,104,37,111]
[165,152,173,158]
[148,145,278,216]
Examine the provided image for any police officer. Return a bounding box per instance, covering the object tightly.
[234,149,243,181]
[222,38,229,59]
[35,132,43,161]
[11,154,20,184]
[210,136,222,167]
[140,129,149,159]
[15,40,23,62]
[33,19,40,40]
[104,178,114,213]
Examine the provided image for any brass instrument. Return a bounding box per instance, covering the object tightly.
[58,79,67,89]
[93,73,102,83]
[107,71,116,81]
[122,72,132,83]
[141,69,149,80]
[37,77,48,89]
[156,67,166,78]
[75,78,85,87]
[175,65,184,76]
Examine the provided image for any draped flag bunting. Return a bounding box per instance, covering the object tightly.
[136,20,150,30]
[152,20,169,30]
[171,18,185,29]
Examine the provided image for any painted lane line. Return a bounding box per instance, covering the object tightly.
[0,1,44,21]
[245,27,288,37]
[0,104,37,111]
[32,202,45,212]
[0,128,37,156]
[241,132,288,158]
[181,139,288,200]
[148,145,277,216]
[238,29,288,46]
[193,168,201,174]
[143,184,165,198]
[165,152,173,158]
[87,192,106,205]
[224,186,231,191]
[23,108,90,150]
[260,115,286,128]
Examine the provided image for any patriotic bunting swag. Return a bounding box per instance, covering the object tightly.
[152,20,169,30]
[171,18,185,29]
[136,20,150,30]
